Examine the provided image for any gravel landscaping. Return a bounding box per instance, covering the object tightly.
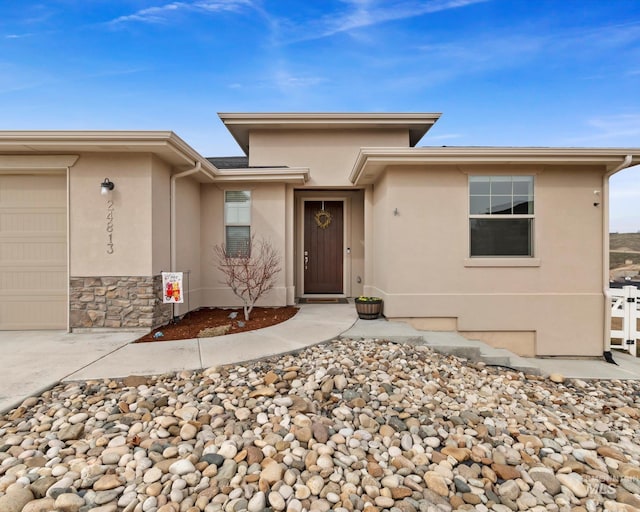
[1,338,640,512]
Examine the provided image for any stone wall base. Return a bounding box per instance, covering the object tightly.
[70,275,172,329]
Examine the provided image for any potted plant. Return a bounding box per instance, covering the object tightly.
[354,296,383,319]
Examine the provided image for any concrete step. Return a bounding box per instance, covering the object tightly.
[423,334,541,375]
[341,321,542,376]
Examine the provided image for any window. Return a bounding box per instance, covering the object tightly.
[469,176,534,257]
[224,190,251,257]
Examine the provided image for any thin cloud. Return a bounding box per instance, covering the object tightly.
[273,72,326,89]
[283,0,489,43]
[570,21,640,50]
[109,0,254,25]
[83,67,151,80]
[561,114,640,146]
[587,114,640,141]
[0,62,51,95]
[417,35,544,68]
[405,19,640,88]
[369,34,546,91]
[328,0,488,35]
[226,72,327,91]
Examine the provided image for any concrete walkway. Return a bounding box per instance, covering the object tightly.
[2,304,640,415]
[0,304,357,414]
[0,330,139,415]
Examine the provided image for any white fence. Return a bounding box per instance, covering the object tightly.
[609,285,639,355]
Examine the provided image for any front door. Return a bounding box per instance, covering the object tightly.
[304,200,343,294]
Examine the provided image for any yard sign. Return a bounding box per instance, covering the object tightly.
[162,272,184,303]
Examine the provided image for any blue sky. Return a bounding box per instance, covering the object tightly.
[1,0,639,231]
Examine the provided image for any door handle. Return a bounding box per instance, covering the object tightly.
[304,251,309,270]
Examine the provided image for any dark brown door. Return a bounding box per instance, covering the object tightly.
[304,201,343,294]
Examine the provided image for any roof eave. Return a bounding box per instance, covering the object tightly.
[350,147,640,185]
[218,112,443,154]
[213,167,310,184]
[0,130,220,178]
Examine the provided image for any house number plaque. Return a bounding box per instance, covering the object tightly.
[106,200,114,254]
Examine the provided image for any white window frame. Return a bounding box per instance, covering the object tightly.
[468,175,536,261]
[224,190,251,257]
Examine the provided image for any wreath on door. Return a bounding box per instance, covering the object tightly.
[315,209,332,229]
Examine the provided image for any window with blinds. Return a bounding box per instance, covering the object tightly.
[224,190,251,257]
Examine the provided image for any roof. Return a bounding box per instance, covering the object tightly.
[0,130,219,181]
[206,156,288,170]
[350,146,640,185]
[0,132,309,184]
[205,156,307,182]
[207,156,250,169]
[218,112,442,154]
[4,127,637,188]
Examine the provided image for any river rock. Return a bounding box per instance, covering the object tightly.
[557,473,589,498]
[21,498,56,512]
[54,492,86,511]
[93,474,123,491]
[260,459,284,483]
[2,338,640,512]
[424,471,449,496]
[529,467,561,496]
[169,459,196,476]
[268,491,286,510]
[0,487,34,512]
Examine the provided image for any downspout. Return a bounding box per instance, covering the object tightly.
[603,155,633,363]
[170,162,202,320]
[66,166,71,333]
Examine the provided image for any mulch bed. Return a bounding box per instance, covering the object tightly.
[135,306,299,343]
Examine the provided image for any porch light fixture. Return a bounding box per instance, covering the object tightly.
[100,178,115,195]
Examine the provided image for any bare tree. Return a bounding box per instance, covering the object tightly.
[214,235,282,321]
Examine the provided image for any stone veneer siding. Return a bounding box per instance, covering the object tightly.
[70,275,172,329]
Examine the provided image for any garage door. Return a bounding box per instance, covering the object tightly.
[0,174,67,329]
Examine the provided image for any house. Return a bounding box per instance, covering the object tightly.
[0,113,638,357]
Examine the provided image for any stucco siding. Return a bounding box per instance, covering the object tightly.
[151,156,171,276]
[349,189,365,297]
[535,165,604,291]
[367,171,392,296]
[174,176,202,316]
[372,164,606,356]
[249,129,409,187]
[70,153,153,277]
[200,183,288,307]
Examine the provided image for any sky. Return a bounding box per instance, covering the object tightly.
[1,0,639,231]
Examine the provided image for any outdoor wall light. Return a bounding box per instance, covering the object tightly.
[593,190,601,207]
[100,178,115,195]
